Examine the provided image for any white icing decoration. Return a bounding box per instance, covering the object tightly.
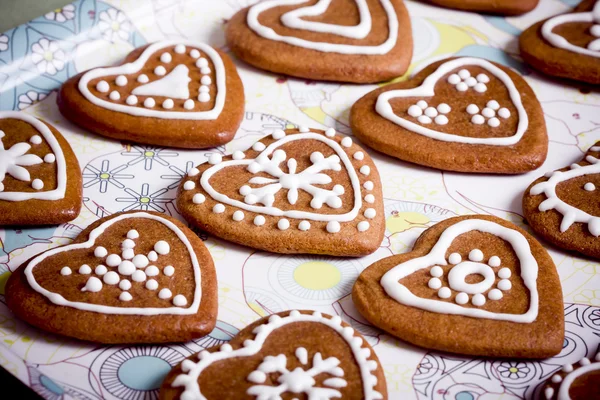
[164,265,175,276]
[233,151,245,160]
[159,288,172,299]
[144,98,155,108]
[198,93,210,103]
[448,253,461,264]
[428,277,442,289]
[146,279,158,290]
[78,41,226,120]
[327,221,341,233]
[360,165,370,175]
[446,69,488,93]
[468,249,484,262]
[298,220,311,231]
[584,182,595,191]
[95,265,107,275]
[163,99,174,109]
[213,203,225,213]
[103,271,119,285]
[488,255,501,267]
[562,364,574,373]
[79,265,91,274]
[31,179,44,190]
[118,260,135,276]
[119,292,132,301]
[132,254,150,268]
[193,193,205,204]
[109,91,120,101]
[184,99,194,110]
[472,293,486,306]
[175,44,186,54]
[132,270,146,282]
[115,75,127,86]
[357,221,369,232]
[82,277,102,292]
[29,135,42,145]
[96,80,109,92]
[278,219,290,230]
[126,95,137,105]
[556,359,600,400]
[380,219,539,323]
[208,154,222,165]
[44,154,55,163]
[132,64,191,100]
[498,267,511,279]
[377,58,528,145]
[24,212,202,315]
[488,288,503,301]
[438,287,451,298]
[145,266,159,276]
[364,181,374,190]
[122,249,134,260]
[201,76,211,85]
[183,181,195,190]
[190,49,200,58]
[233,210,244,221]
[171,311,382,400]
[364,208,376,219]
[498,279,512,291]
[137,74,149,83]
[365,194,375,203]
[121,239,135,249]
[341,137,352,147]
[430,266,443,277]
[530,157,600,236]
[119,279,131,290]
[127,229,139,239]
[447,261,495,294]
[155,66,166,76]
[272,129,286,140]
[325,128,336,137]
[173,295,187,306]
[252,142,266,151]
[455,292,468,304]
[148,251,158,262]
[60,267,72,276]
[541,2,600,58]
[160,52,172,63]
[254,215,266,226]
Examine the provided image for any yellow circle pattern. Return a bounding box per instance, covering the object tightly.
[293,261,341,290]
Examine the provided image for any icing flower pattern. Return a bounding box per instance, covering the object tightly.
[97,8,132,43]
[30,38,65,75]
[44,4,76,23]
[0,131,43,192]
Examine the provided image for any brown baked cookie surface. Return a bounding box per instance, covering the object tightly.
[225,0,413,83]
[159,310,387,400]
[423,0,538,15]
[177,127,384,256]
[352,214,564,358]
[523,143,600,259]
[0,111,82,225]
[350,57,547,174]
[540,352,600,400]
[5,211,218,344]
[58,40,244,149]
[519,0,600,84]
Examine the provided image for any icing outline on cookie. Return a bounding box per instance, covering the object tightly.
[375,57,529,145]
[380,219,539,323]
[24,212,202,315]
[541,1,600,58]
[0,111,67,202]
[78,40,225,120]
[247,0,399,55]
[171,310,383,400]
[554,354,600,400]
[530,154,600,236]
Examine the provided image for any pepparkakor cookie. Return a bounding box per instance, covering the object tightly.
[520,0,600,84]
[352,214,564,358]
[225,0,413,83]
[540,351,600,400]
[5,211,217,343]
[177,127,384,256]
[58,40,244,148]
[523,143,600,259]
[351,57,548,173]
[159,310,387,400]
[423,0,538,15]
[0,111,82,225]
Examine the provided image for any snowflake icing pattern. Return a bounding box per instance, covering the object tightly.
[247,347,347,399]
[241,149,344,208]
[0,132,43,191]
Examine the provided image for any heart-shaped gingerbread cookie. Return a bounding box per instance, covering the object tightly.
[0,111,82,225]
[225,0,413,83]
[423,0,538,15]
[58,40,244,148]
[6,211,217,343]
[352,215,564,358]
[159,310,387,400]
[351,57,548,173]
[523,143,600,259]
[520,0,600,84]
[177,127,384,256]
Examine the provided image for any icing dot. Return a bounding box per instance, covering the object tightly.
[466,104,479,115]
[428,277,442,289]
[298,220,311,231]
[146,279,158,290]
[109,91,120,100]
[486,100,500,110]
[437,103,451,114]
[119,292,132,302]
[551,374,562,384]
[545,388,554,399]
[272,129,286,140]
[498,279,512,291]
[164,265,175,276]
[465,77,477,87]
[154,66,166,76]
[126,95,137,105]
[162,99,174,109]
[103,271,119,285]
[498,267,511,279]
[133,254,150,268]
[96,80,109,92]
[471,115,485,125]
[488,288,503,301]
[562,364,574,373]
[201,76,211,85]
[94,265,108,275]
[364,194,375,203]
[497,108,510,119]
[482,108,495,118]
[79,265,92,274]
[82,277,102,292]
[341,137,352,148]
[418,115,432,124]
[408,105,423,117]
[435,115,449,125]
[106,254,121,267]
[456,82,468,92]
[584,182,596,191]
[488,117,500,128]
[144,98,156,108]
[115,75,127,86]
[580,357,591,365]
[173,295,187,306]
[488,256,501,267]
[44,153,56,163]
[447,74,460,84]
[474,83,487,93]
[118,260,136,275]
[360,166,370,175]
[468,249,484,262]
[213,204,225,213]
[430,266,444,277]
[94,246,108,258]
[121,239,135,249]
[591,25,600,36]
[278,219,290,230]
[145,265,159,276]
[357,221,369,232]
[160,52,172,63]
[148,251,158,262]
[119,279,131,290]
[60,267,72,276]
[252,142,266,151]
[132,270,147,282]
[159,288,172,299]
[197,58,208,68]
[208,154,222,164]
[455,292,469,304]
[137,74,149,83]
[416,100,428,109]
[190,49,200,58]
[199,85,209,93]
[198,93,210,102]
[200,67,211,74]
[325,128,336,137]
[364,181,374,190]
[32,179,44,190]
[438,287,451,299]
[232,210,244,221]
[153,241,170,255]
[175,44,186,54]
[472,293,486,306]
[192,193,206,204]
[187,168,200,177]
[183,181,195,190]
[30,135,42,144]
[424,107,438,118]
[254,215,265,226]
[122,248,134,260]
[458,69,471,79]
[184,99,195,109]
[327,221,341,233]
[448,253,462,264]
[476,73,490,83]
[364,208,376,219]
